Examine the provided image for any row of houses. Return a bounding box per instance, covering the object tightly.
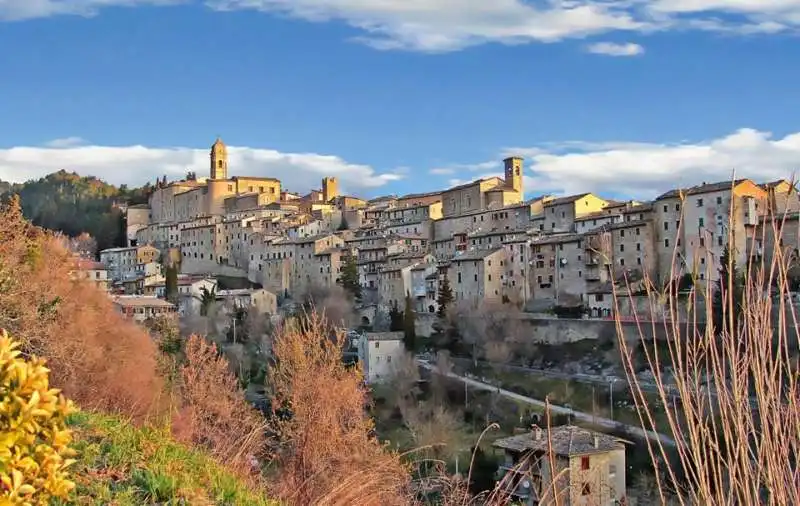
[114,137,800,319]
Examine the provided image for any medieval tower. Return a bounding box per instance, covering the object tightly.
[210,137,228,180]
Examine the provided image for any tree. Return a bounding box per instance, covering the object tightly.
[389,303,404,331]
[712,242,742,335]
[197,286,217,317]
[0,332,77,503]
[403,293,416,351]
[436,275,453,318]
[337,254,361,302]
[267,312,408,505]
[165,264,179,304]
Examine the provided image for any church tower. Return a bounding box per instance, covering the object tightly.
[210,137,228,180]
[503,156,523,195]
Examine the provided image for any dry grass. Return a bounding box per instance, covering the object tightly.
[267,312,410,506]
[0,196,164,421]
[174,334,266,474]
[613,203,800,505]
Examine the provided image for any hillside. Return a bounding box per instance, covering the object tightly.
[60,412,275,506]
[0,170,151,251]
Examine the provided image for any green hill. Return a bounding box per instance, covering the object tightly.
[57,412,275,506]
[0,170,152,252]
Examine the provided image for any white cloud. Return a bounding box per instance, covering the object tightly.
[44,137,87,148]
[585,41,644,56]
[5,0,800,51]
[0,0,182,21]
[0,140,402,195]
[456,128,800,199]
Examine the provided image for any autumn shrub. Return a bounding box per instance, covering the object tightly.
[0,331,76,504]
[268,313,410,506]
[0,197,164,421]
[175,334,265,473]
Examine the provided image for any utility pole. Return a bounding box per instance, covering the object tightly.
[609,380,614,420]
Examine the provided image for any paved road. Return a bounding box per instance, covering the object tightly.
[451,357,760,410]
[418,360,677,448]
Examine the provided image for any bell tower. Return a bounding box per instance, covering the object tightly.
[210,137,228,180]
[503,156,523,195]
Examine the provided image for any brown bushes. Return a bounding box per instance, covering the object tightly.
[175,334,265,472]
[0,197,164,421]
[268,313,410,505]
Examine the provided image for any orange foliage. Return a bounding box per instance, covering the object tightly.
[268,313,410,506]
[176,335,265,473]
[0,196,164,420]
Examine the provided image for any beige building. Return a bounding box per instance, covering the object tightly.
[358,332,405,384]
[113,295,177,323]
[609,219,657,285]
[99,245,160,281]
[71,259,110,292]
[493,425,628,506]
[530,234,586,307]
[761,179,800,215]
[125,204,150,246]
[540,193,609,233]
[447,248,506,304]
[654,179,767,286]
[441,157,524,218]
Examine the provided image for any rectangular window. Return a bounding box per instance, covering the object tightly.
[697,198,704,207]
[664,222,669,231]
[699,217,705,227]
[716,196,723,205]
[581,456,590,470]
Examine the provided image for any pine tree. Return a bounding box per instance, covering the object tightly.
[165,264,179,304]
[436,275,453,318]
[712,242,742,335]
[389,303,404,332]
[337,254,361,302]
[403,293,416,351]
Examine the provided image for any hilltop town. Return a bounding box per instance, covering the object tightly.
[88,136,799,324]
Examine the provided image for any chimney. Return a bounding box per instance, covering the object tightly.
[594,435,599,449]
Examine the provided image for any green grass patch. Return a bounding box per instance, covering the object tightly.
[54,411,275,506]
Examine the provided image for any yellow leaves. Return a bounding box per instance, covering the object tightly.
[0,330,77,504]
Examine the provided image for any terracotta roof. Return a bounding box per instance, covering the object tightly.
[544,193,592,206]
[451,247,504,262]
[113,296,176,308]
[493,425,628,457]
[655,179,750,200]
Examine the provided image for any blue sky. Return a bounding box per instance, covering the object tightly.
[1,0,800,199]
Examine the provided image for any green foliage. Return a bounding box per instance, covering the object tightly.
[197,286,217,317]
[712,242,743,335]
[0,170,153,252]
[0,331,77,503]
[59,412,274,505]
[164,265,179,304]
[436,275,453,318]
[337,254,361,302]
[388,304,404,332]
[403,294,416,351]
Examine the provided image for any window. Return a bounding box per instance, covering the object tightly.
[664,222,669,231]
[374,341,380,349]
[636,227,640,236]
[700,237,705,247]
[636,243,641,251]
[716,196,723,205]
[457,273,462,283]
[718,235,723,247]
[620,244,625,252]
[697,198,704,207]
[663,205,668,212]
[620,229,625,238]
[700,257,705,265]
[581,456,590,470]
[582,484,591,496]
[620,258,625,266]
[637,257,642,265]
[665,238,670,248]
